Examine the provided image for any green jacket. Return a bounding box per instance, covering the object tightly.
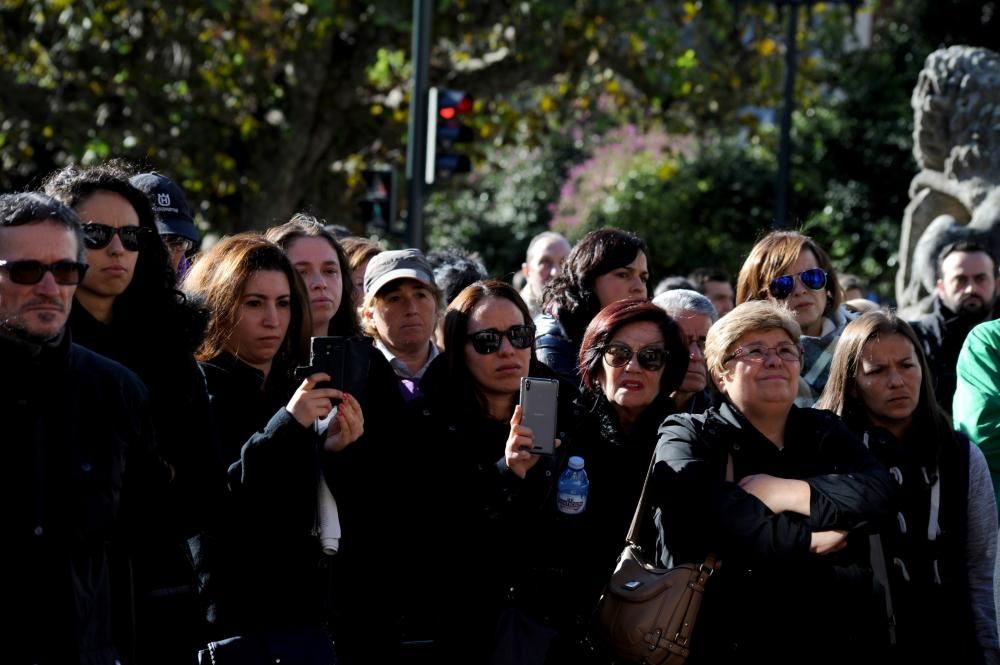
[954,319,1000,508]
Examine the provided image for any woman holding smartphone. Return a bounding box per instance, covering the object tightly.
[182,233,363,663]
[403,279,577,662]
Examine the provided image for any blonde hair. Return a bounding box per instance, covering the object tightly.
[705,300,801,380]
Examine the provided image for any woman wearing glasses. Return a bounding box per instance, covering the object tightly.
[735,230,856,406]
[43,162,220,665]
[652,300,893,665]
[534,299,688,660]
[405,280,577,661]
[816,311,999,664]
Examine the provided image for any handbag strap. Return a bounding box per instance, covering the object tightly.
[626,448,734,547]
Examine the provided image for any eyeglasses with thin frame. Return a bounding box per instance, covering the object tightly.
[0,259,89,285]
[467,324,536,355]
[82,223,148,252]
[723,342,802,365]
[767,268,827,300]
[602,342,668,371]
[163,235,194,253]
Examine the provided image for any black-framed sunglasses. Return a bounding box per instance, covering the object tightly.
[602,342,668,371]
[467,324,535,354]
[0,259,89,285]
[767,268,827,300]
[82,223,148,252]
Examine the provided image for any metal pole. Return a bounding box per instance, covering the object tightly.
[405,0,432,249]
[774,1,799,229]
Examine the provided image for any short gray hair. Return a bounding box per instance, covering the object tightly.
[653,289,718,323]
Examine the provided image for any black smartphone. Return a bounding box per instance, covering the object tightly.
[295,336,371,408]
[519,376,559,456]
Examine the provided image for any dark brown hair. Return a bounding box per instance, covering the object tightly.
[443,280,534,413]
[265,213,359,335]
[541,228,648,343]
[816,310,952,468]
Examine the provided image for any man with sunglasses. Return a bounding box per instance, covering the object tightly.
[0,192,157,665]
[911,240,1000,414]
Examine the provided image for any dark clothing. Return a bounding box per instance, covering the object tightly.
[324,343,412,665]
[400,356,580,663]
[3,329,156,665]
[69,302,221,665]
[534,312,581,386]
[522,391,678,663]
[195,352,331,638]
[678,387,714,414]
[910,295,998,414]
[653,402,894,665]
[859,424,984,664]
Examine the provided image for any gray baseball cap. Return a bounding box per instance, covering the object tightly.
[364,248,436,297]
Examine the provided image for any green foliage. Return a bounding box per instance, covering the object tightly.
[425,133,586,277]
[562,135,778,283]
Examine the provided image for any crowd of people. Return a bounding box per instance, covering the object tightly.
[3,160,999,665]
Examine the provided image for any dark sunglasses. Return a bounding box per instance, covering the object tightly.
[82,223,148,252]
[0,259,88,285]
[767,268,827,300]
[603,342,668,371]
[467,324,535,354]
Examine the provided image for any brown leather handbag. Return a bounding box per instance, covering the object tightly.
[595,455,727,665]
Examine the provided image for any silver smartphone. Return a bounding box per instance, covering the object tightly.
[519,376,559,456]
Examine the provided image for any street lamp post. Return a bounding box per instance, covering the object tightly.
[734,0,862,229]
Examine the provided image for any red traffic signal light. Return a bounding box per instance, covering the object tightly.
[426,87,474,184]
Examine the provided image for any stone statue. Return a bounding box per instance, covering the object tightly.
[896,45,1000,317]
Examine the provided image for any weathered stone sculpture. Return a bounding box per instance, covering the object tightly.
[897,46,1000,316]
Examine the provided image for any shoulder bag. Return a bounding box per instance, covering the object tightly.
[595,454,729,664]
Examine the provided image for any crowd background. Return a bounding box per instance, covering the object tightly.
[1,1,998,297]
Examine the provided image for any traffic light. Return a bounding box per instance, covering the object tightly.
[426,87,474,184]
[359,168,396,232]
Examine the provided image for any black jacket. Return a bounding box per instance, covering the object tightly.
[856,424,982,664]
[653,402,894,665]
[910,295,998,414]
[195,352,330,636]
[3,330,156,665]
[402,356,579,662]
[534,312,581,386]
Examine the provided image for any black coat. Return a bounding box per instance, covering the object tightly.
[320,343,412,665]
[69,302,222,664]
[910,295,999,414]
[404,356,580,662]
[195,352,330,636]
[653,402,895,665]
[2,330,156,665]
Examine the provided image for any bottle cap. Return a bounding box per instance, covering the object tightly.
[568,455,585,470]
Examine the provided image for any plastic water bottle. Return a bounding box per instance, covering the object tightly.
[557,456,589,515]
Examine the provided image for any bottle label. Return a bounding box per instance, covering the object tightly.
[558,492,587,515]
